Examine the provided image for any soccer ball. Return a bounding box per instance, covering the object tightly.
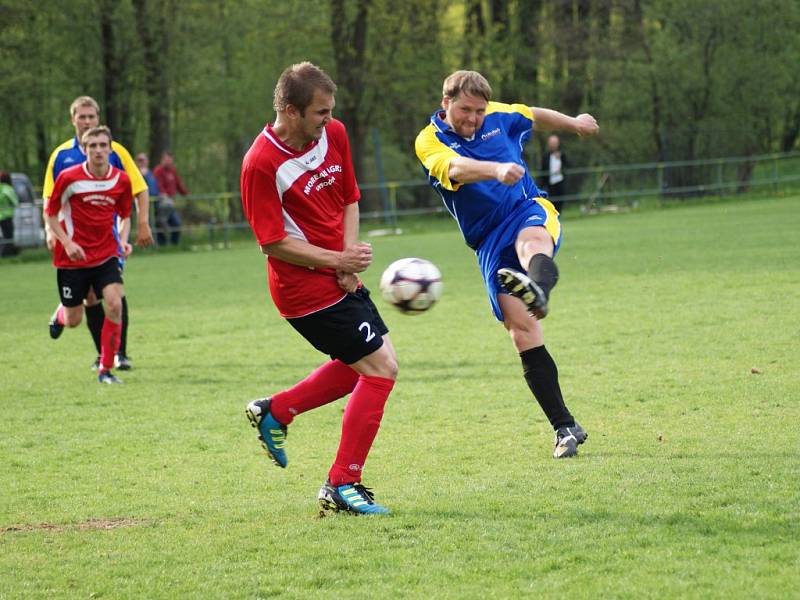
[379,258,443,314]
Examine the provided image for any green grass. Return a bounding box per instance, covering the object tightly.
[1,195,799,599]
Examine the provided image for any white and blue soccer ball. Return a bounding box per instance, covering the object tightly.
[379,257,443,314]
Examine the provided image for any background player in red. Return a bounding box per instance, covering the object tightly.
[45,126,133,385]
[44,96,151,371]
[241,62,398,515]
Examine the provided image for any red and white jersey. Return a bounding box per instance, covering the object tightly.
[46,162,133,268]
[241,118,361,318]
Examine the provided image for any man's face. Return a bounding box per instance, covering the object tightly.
[295,89,335,144]
[135,154,149,169]
[442,93,487,139]
[83,134,112,170]
[547,135,560,152]
[71,106,99,138]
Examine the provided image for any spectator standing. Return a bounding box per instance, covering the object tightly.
[152,151,186,246]
[0,171,19,257]
[135,152,160,200]
[540,135,569,213]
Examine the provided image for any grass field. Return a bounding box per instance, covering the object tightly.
[1,195,799,599]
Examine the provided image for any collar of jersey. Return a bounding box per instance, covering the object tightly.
[430,110,476,142]
[263,124,320,156]
[81,162,114,180]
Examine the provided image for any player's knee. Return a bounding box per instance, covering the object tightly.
[505,318,542,349]
[378,354,399,380]
[104,297,123,320]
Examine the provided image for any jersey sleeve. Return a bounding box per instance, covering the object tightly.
[415,126,463,191]
[118,172,134,219]
[486,101,534,139]
[46,171,68,216]
[241,159,287,246]
[42,147,60,201]
[113,142,148,196]
[332,120,360,205]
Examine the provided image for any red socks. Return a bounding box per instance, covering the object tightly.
[99,318,122,371]
[328,375,395,486]
[270,360,360,425]
[56,305,65,326]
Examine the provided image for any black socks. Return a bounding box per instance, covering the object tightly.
[528,254,559,298]
[85,302,105,355]
[520,345,574,430]
[119,296,129,355]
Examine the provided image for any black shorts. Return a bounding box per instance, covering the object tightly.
[56,258,123,307]
[288,287,389,365]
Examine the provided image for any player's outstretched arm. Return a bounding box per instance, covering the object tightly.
[531,107,599,137]
[448,156,525,186]
[261,236,372,273]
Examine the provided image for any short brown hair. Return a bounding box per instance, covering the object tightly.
[70,96,100,118]
[81,125,112,145]
[273,62,337,114]
[442,70,492,102]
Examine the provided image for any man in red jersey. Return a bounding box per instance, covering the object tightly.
[45,126,133,385]
[241,62,397,516]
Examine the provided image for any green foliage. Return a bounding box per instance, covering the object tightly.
[1,0,799,193]
[1,195,799,597]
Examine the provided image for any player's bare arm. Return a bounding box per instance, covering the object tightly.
[336,201,362,292]
[133,190,154,247]
[531,107,599,137]
[261,236,372,273]
[119,216,133,257]
[44,213,86,262]
[448,156,525,186]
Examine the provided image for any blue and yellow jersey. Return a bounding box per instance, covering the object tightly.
[415,101,545,249]
[42,136,147,201]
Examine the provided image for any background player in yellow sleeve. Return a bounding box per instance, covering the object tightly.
[44,96,153,371]
[415,70,598,459]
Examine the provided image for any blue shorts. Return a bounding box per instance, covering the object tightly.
[476,198,562,321]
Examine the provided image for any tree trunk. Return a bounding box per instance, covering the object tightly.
[330,0,371,181]
[463,0,486,65]
[781,100,800,152]
[132,0,172,162]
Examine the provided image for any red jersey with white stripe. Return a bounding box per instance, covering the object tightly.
[46,163,133,268]
[241,119,360,318]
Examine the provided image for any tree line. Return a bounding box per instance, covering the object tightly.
[1,0,798,201]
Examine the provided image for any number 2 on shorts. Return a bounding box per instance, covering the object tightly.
[358,321,376,342]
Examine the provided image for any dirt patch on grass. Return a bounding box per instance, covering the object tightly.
[2,517,149,534]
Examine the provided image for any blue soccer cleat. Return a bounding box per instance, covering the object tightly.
[245,398,288,468]
[98,370,123,385]
[318,481,390,515]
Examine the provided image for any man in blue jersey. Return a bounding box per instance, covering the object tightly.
[44,96,153,371]
[415,70,599,458]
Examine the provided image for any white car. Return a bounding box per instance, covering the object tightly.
[11,173,45,248]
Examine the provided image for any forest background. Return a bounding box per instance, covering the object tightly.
[1,0,799,208]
